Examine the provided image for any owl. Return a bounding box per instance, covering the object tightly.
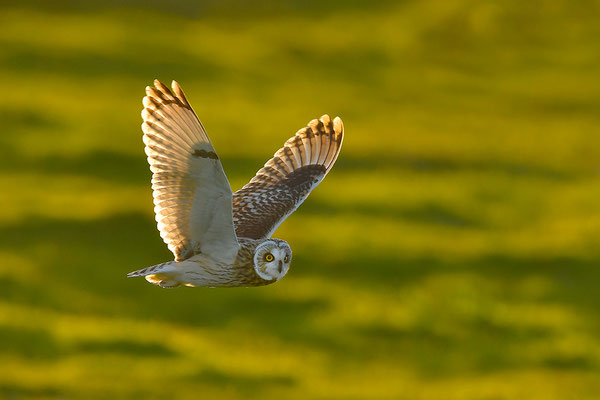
[127,80,343,288]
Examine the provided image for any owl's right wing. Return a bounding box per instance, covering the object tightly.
[142,80,239,263]
[232,115,344,240]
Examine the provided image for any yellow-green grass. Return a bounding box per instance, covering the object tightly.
[1,1,600,399]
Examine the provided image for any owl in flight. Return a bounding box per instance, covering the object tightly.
[127,80,343,288]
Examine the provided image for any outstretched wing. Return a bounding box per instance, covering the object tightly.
[142,80,239,263]
[232,115,344,239]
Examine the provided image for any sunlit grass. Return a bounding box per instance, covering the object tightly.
[1,0,600,399]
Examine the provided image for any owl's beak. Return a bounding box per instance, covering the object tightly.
[278,260,283,273]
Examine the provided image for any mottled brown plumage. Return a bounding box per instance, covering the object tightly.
[232,116,343,239]
[128,80,343,287]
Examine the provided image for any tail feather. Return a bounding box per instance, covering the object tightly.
[127,262,169,278]
[127,261,178,285]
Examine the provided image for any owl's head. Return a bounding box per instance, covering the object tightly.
[253,239,292,281]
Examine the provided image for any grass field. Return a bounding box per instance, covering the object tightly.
[1,1,600,398]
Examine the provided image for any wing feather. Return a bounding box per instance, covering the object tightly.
[142,80,239,262]
[232,115,343,239]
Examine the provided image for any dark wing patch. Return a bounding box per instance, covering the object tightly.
[232,115,343,239]
[192,149,219,160]
[233,165,326,239]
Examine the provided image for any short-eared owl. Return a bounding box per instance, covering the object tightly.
[127,80,343,288]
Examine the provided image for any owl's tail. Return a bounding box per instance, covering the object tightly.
[127,261,180,288]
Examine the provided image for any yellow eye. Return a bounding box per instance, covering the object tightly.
[265,253,274,262]
[284,256,289,263]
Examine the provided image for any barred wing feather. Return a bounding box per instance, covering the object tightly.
[232,115,344,239]
[142,80,239,263]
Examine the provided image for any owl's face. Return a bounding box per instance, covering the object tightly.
[253,239,292,281]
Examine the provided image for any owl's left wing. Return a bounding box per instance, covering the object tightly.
[142,80,239,263]
[232,115,343,240]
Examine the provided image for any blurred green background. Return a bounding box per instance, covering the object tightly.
[1,0,600,399]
